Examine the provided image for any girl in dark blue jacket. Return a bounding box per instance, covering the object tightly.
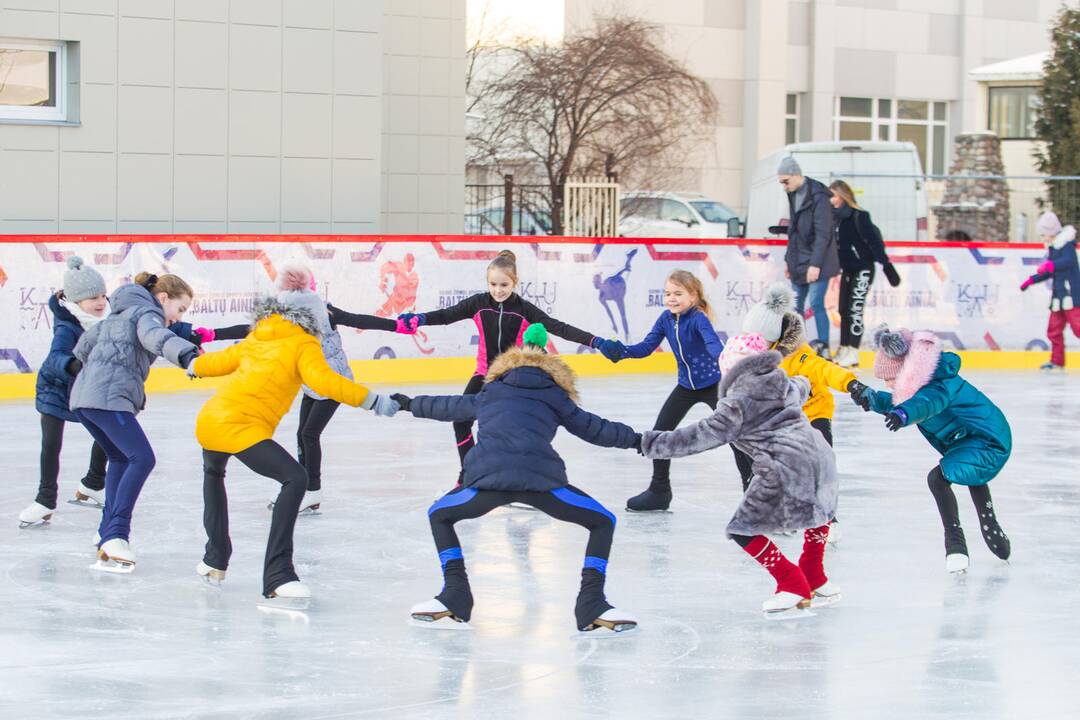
[392,324,641,634]
[1020,211,1080,370]
[19,258,111,527]
[597,270,726,511]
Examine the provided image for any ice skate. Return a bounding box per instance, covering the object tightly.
[626,487,672,512]
[762,591,812,616]
[258,581,311,611]
[409,598,471,629]
[90,539,136,574]
[196,561,226,586]
[581,608,638,635]
[946,553,969,574]
[68,483,104,509]
[810,581,842,607]
[18,502,54,528]
[268,489,322,515]
[1039,362,1064,372]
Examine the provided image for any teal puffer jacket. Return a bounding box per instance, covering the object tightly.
[867,351,1011,486]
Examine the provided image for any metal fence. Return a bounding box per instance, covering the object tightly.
[464,177,553,236]
[829,173,1080,242]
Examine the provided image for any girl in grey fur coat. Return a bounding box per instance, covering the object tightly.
[640,333,841,614]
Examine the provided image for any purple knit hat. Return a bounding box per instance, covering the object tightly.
[872,325,913,381]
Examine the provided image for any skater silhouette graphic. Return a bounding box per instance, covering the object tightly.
[594,249,637,341]
[376,254,432,354]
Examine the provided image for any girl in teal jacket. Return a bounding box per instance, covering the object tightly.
[851,327,1011,573]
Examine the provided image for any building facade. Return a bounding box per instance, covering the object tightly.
[0,0,465,235]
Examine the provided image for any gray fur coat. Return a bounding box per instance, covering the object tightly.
[641,350,837,537]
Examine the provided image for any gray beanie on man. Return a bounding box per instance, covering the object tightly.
[777,156,802,176]
[63,255,107,302]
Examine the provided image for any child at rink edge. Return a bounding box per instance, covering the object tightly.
[1020,210,1080,370]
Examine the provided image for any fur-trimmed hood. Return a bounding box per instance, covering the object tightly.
[485,347,579,403]
[719,349,803,402]
[772,312,806,357]
[250,296,321,338]
[1052,225,1077,249]
[892,330,944,404]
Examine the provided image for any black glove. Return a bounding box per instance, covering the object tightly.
[327,303,344,331]
[883,261,901,287]
[633,433,643,455]
[390,393,412,412]
[847,379,870,411]
[884,408,908,432]
[65,357,83,377]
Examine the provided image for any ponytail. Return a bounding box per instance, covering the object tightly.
[134,272,193,300]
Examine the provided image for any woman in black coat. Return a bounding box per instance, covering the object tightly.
[828,180,900,368]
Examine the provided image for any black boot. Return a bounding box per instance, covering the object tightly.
[574,568,613,631]
[970,486,1011,560]
[435,559,474,622]
[626,479,672,512]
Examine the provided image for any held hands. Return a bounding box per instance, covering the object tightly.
[884,408,908,432]
[1036,260,1055,275]
[805,266,821,283]
[846,379,871,411]
[397,313,425,333]
[633,433,644,455]
[394,317,417,335]
[1020,277,1034,292]
[192,327,215,345]
[390,393,412,412]
[326,303,343,330]
[366,393,400,417]
[598,339,627,362]
[65,357,83,377]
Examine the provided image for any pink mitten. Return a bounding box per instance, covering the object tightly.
[1020,277,1034,291]
[1037,260,1055,275]
[395,317,417,335]
[194,327,216,344]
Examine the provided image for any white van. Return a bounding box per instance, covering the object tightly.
[619,191,743,238]
[746,141,928,241]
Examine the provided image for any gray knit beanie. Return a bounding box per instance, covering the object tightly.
[777,156,802,176]
[63,255,107,303]
[741,282,793,342]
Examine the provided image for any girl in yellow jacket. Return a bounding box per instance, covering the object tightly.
[189,297,399,607]
[741,283,865,540]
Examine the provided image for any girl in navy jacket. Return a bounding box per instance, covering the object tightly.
[598,270,727,512]
[1021,211,1080,369]
[392,324,640,634]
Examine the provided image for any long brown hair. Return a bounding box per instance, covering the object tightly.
[487,249,518,285]
[667,269,712,320]
[828,180,862,210]
[134,272,193,299]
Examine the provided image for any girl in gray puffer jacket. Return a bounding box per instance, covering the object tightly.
[70,272,199,572]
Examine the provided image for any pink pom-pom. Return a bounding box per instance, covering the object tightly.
[277,265,313,292]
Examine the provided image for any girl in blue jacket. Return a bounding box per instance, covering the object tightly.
[391,324,641,634]
[598,270,726,511]
[18,257,111,528]
[1020,211,1080,370]
[851,327,1012,574]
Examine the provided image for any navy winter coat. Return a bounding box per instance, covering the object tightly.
[785,177,840,282]
[408,349,638,491]
[36,293,85,422]
[624,307,724,390]
[1028,230,1080,311]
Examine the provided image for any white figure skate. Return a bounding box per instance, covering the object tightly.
[18,502,54,528]
[90,538,136,574]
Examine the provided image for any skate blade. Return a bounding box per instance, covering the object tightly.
[89,559,135,574]
[409,612,472,630]
[198,572,226,588]
[299,505,321,516]
[68,498,103,509]
[581,619,639,636]
[810,593,842,608]
[763,604,815,621]
[18,518,51,529]
[624,507,673,514]
[257,596,311,612]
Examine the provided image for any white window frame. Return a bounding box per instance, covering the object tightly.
[785,93,800,145]
[833,96,950,174]
[0,38,67,123]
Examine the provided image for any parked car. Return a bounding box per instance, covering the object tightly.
[746,141,928,241]
[464,205,552,236]
[618,191,744,238]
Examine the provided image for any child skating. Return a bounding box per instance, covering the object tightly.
[851,327,1011,573]
[641,334,840,614]
[598,270,727,512]
[18,257,110,528]
[189,297,398,607]
[1020,211,1079,371]
[392,324,641,633]
[70,273,200,572]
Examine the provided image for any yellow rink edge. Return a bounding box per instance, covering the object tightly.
[0,350,1076,402]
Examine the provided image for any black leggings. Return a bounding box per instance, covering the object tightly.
[650,383,719,488]
[427,484,616,627]
[453,374,486,465]
[35,413,107,509]
[839,266,875,348]
[927,465,1009,558]
[296,395,340,491]
[202,440,309,597]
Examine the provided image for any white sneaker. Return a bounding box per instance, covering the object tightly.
[835,346,859,368]
[196,561,226,585]
[762,591,811,613]
[946,553,970,574]
[18,502,54,527]
[72,483,104,507]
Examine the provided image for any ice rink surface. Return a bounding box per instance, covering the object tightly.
[2,370,1078,719]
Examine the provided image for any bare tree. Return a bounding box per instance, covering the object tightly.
[469,16,717,234]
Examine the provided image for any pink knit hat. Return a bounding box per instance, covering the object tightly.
[277,264,315,292]
[872,325,913,380]
[719,333,770,375]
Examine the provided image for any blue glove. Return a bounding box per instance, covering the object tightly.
[397,312,426,331]
[365,393,400,417]
[885,408,908,431]
[598,339,626,362]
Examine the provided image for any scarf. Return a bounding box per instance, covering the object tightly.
[62,298,108,330]
[832,204,854,222]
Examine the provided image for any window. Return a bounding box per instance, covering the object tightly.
[785,93,800,144]
[988,86,1040,139]
[0,39,68,122]
[833,96,950,174]
[620,197,662,220]
[660,199,694,224]
[689,200,736,223]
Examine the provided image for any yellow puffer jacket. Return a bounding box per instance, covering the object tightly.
[192,299,370,454]
[774,312,856,422]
